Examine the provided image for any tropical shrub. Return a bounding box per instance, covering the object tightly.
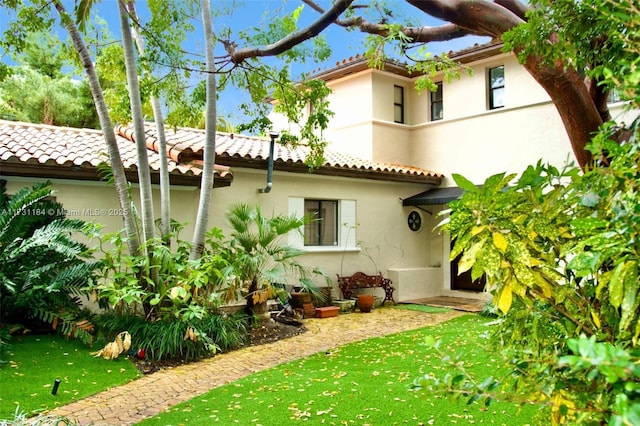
[422,2,640,422]
[91,224,247,361]
[220,203,329,320]
[428,120,640,424]
[92,225,228,320]
[93,311,248,362]
[0,181,99,348]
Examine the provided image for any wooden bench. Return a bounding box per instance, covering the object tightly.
[336,272,396,305]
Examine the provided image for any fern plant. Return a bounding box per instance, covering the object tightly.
[0,180,99,345]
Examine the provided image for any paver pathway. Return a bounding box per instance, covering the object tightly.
[48,308,465,425]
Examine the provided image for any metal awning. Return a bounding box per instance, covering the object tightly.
[402,187,465,206]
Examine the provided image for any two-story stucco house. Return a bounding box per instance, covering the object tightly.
[2,42,637,305]
[269,41,638,300]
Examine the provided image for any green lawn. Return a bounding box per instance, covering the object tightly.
[0,334,140,418]
[140,315,546,425]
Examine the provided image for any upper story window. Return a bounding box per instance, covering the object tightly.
[488,65,505,110]
[608,90,621,103]
[431,82,443,121]
[304,199,338,246]
[394,85,405,123]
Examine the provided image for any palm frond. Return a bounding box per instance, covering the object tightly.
[47,261,101,292]
[16,219,90,258]
[30,308,94,345]
[0,182,54,244]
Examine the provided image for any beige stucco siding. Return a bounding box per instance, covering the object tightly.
[443,54,549,120]
[4,170,437,297]
[410,101,575,186]
[314,73,377,159]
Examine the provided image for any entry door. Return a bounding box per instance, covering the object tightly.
[450,243,485,291]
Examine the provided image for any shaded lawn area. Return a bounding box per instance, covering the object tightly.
[0,334,140,418]
[140,315,546,425]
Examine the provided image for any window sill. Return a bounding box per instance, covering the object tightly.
[302,246,361,254]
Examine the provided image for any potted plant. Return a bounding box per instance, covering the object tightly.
[220,203,328,321]
[356,292,375,313]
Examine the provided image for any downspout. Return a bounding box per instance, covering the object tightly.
[258,131,279,193]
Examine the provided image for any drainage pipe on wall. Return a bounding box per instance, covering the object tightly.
[258,131,279,193]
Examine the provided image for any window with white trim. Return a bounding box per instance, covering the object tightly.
[393,85,405,123]
[430,82,443,121]
[288,197,356,249]
[304,199,337,246]
[488,65,505,110]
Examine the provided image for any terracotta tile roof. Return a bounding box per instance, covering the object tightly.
[307,40,502,82]
[0,120,233,186]
[114,124,442,184]
[0,119,440,186]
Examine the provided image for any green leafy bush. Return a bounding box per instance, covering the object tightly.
[91,222,253,361]
[435,3,640,415]
[0,181,99,349]
[437,118,640,423]
[92,225,228,321]
[93,311,247,361]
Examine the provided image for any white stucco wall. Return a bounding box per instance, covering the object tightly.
[3,169,438,302]
[411,101,575,187]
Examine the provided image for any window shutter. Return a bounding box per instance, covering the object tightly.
[340,199,356,248]
[288,197,304,248]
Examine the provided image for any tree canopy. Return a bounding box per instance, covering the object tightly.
[0,32,98,127]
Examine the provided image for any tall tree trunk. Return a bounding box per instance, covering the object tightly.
[52,0,140,256]
[118,0,159,300]
[126,0,172,243]
[118,0,156,247]
[189,0,217,260]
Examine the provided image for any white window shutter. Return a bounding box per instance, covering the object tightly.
[288,197,304,248]
[340,199,356,248]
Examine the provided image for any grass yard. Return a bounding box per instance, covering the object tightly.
[392,303,454,314]
[140,315,546,425]
[0,334,140,418]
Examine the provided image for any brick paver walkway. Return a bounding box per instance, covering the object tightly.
[48,307,465,425]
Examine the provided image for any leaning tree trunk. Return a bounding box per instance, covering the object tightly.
[405,0,603,170]
[520,55,602,168]
[52,0,141,256]
[189,0,217,260]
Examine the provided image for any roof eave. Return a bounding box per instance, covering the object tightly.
[215,156,442,185]
[0,161,233,188]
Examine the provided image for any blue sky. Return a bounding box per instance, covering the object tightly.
[2,1,486,126]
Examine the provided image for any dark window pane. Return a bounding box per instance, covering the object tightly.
[394,105,404,123]
[431,82,443,120]
[393,85,404,123]
[431,82,443,102]
[489,66,505,109]
[431,102,443,121]
[304,199,338,246]
[394,86,404,104]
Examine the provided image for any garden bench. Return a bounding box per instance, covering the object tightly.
[336,271,396,305]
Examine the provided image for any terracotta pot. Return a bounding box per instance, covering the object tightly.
[357,294,374,313]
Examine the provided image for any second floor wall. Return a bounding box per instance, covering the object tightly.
[271,49,639,186]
